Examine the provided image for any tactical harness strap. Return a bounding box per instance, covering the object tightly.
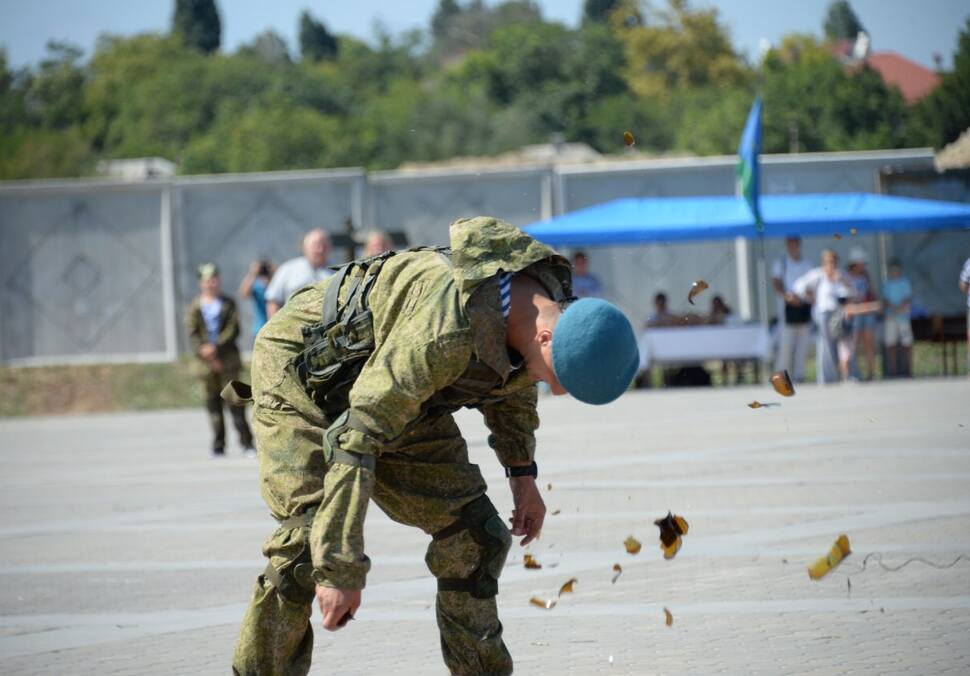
[263,510,318,602]
[278,509,317,529]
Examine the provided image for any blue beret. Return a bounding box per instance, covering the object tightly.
[552,298,639,405]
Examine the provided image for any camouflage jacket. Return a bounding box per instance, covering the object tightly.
[185,294,242,378]
[252,217,571,589]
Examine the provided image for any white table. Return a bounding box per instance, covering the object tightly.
[638,323,771,370]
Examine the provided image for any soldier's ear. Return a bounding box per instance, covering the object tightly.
[536,328,553,349]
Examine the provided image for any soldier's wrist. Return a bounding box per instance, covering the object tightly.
[312,567,366,591]
[504,461,538,479]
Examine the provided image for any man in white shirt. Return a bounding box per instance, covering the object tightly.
[266,229,334,317]
[771,236,813,381]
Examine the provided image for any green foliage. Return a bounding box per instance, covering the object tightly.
[823,0,865,42]
[182,105,343,173]
[0,0,955,181]
[760,35,911,153]
[0,49,28,132]
[612,0,749,100]
[429,0,543,62]
[238,30,291,64]
[0,126,94,179]
[583,0,621,24]
[299,11,338,62]
[26,41,88,129]
[673,87,752,155]
[914,18,970,148]
[172,0,221,54]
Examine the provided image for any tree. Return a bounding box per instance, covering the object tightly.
[915,18,970,148]
[0,127,93,179]
[430,0,542,62]
[181,104,342,173]
[760,34,911,153]
[25,41,87,129]
[0,49,29,133]
[172,0,221,54]
[582,0,620,24]
[299,11,338,62]
[823,0,865,42]
[239,30,291,64]
[611,0,749,100]
[431,0,462,40]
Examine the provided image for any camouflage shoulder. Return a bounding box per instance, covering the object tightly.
[449,216,564,292]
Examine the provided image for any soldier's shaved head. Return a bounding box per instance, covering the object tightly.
[506,274,566,395]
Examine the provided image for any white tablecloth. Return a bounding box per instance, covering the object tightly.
[638,324,771,370]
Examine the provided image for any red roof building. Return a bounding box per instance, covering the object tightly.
[827,38,942,103]
[865,51,941,103]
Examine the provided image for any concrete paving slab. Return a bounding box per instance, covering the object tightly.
[0,379,968,674]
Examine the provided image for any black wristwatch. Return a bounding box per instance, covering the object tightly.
[504,461,538,479]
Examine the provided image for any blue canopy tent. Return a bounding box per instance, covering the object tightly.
[525,193,970,247]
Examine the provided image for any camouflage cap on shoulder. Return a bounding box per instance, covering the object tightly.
[449,216,570,298]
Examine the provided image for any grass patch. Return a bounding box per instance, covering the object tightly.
[0,358,213,417]
[1,340,965,417]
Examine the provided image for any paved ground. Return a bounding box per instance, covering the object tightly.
[1,379,969,675]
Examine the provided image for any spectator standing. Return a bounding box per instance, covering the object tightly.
[645,292,675,327]
[845,247,879,381]
[363,230,393,257]
[793,249,852,385]
[571,251,603,298]
[772,236,814,382]
[237,259,275,340]
[883,258,914,377]
[266,229,334,317]
[962,257,970,375]
[709,295,742,384]
[185,263,254,457]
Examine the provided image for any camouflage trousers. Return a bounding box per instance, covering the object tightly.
[232,406,513,676]
[200,369,252,452]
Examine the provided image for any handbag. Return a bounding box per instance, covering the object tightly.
[827,309,850,341]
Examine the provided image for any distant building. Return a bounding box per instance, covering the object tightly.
[829,35,941,104]
[97,157,177,181]
[865,52,941,103]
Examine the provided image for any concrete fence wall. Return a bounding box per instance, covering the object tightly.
[2,148,964,366]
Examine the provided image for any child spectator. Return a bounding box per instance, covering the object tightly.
[186,263,254,457]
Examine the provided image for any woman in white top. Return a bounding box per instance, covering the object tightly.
[793,249,852,384]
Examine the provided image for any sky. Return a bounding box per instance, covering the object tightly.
[0,0,965,71]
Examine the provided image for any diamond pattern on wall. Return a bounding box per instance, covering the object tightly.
[3,200,157,351]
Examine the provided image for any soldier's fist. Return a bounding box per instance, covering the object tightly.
[316,585,361,631]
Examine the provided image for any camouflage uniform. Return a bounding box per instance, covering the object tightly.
[185,295,253,452]
[232,218,571,676]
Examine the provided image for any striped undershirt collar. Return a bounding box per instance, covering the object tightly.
[499,271,513,319]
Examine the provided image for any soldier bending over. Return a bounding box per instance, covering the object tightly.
[231,217,639,675]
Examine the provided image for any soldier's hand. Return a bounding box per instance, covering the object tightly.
[508,476,545,546]
[316,585,361,631]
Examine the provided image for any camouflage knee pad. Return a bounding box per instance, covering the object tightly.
[434,495,512,599]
